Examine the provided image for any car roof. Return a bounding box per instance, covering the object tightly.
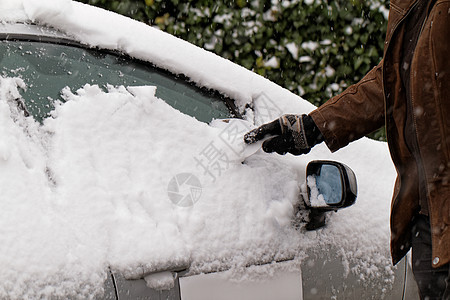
[0,22,69,41]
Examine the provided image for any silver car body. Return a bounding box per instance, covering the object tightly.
[0,1,419,299]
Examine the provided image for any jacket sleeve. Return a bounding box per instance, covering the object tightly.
[309,60,385,152]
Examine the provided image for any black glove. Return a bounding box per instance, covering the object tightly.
[244,114,324,155]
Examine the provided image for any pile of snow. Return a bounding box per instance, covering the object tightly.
[306,176,328,207]
[0,0,398,298]
[0,79,303,298]
[0,77,396,298]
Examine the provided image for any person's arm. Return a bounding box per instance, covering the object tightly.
[244,60,385,154]
[310,60,385,152]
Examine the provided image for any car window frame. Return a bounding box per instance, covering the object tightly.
[0,23,242,122]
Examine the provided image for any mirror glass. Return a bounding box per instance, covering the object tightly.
[307,164,343,207]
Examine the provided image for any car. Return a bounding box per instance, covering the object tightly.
[0,0,420,299]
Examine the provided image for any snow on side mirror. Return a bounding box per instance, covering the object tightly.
[303,160,357,230]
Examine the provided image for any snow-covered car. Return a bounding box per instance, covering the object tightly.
[0,0,420,299]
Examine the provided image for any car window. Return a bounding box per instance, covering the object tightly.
[0,40,233,123]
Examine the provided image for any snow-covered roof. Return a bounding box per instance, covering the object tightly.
[0,0,398,298]
[0,0,316,115]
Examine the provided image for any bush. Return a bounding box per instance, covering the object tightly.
[77,0,389,140]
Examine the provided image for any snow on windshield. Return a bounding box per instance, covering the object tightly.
[0,0,398,298]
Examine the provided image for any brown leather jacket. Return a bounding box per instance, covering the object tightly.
[310,0,449,268]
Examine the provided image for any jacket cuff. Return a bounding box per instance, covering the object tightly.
[309,110,341,152]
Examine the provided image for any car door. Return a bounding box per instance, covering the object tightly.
[0,24,236,300]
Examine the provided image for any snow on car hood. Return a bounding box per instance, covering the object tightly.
[0,0,398,298]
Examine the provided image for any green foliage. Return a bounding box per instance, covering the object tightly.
[77,0,388,140]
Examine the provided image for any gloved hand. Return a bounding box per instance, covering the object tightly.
[243,114,323,155]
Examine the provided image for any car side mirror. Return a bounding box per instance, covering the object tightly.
[302,160,357,230]
[305,160,357,209]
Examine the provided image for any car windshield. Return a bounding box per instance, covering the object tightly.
[0,40,232,123]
